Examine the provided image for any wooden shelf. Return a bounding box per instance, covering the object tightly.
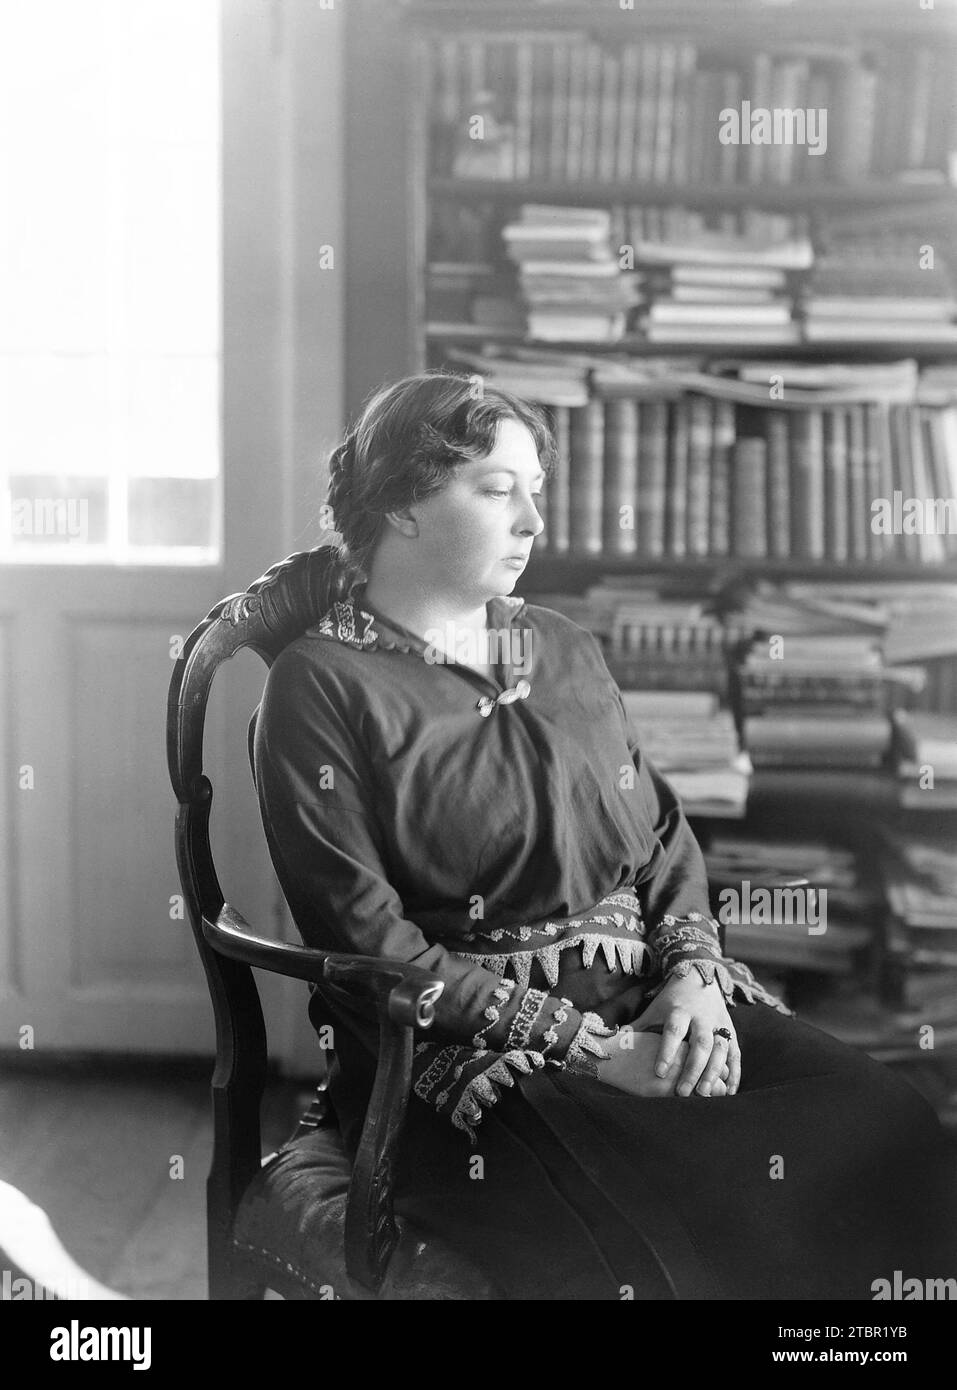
[428,176,957,212]
[404,1,957,43]
[521,554,957,593]
[426,325,957,360]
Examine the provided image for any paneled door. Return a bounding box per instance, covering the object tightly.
[0,0,343,1067]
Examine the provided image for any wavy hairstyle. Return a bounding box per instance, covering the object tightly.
[325,371,558,592]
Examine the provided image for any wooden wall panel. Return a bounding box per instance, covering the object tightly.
[70,619,205,990]
[0,618,21,999]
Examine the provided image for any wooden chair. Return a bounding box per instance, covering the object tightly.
[167,545,493,1300]
[167,544,806,1300]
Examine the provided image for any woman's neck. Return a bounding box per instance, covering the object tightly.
[360,575,490,647]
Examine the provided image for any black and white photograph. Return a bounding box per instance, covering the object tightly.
[3,0,957,1350]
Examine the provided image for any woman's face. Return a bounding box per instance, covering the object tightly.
[404,417,546,604]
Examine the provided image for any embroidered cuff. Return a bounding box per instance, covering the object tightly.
[651,911,723,978]
[562,1010,616,1079]
[471,978,518,1058]
[505,986,549,1051]
[645,912,792,1015]
[478,982,586,1063]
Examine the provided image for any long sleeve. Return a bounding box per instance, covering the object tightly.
[253,649,613,1098]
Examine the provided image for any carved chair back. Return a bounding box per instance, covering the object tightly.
[166,545,353,1286]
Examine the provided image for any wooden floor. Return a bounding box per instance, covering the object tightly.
[1,1052,954,1301]
[0,1058,310,1301]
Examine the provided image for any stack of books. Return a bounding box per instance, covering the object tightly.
[891,709,957,808]
[772,580,957,705]
[598,578,741,693]
[531,579,745,695]
[628,227,811,345]
[502,205,640,342]
[703,835,874,980]
[739,633,894,769]
[801,247,957,345]
[878,824,957,984]
[619,689,751,818]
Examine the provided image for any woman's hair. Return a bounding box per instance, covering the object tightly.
[325,371,558,590]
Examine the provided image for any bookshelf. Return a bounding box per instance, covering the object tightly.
[403,0,957,580]
[393,1,957,1088]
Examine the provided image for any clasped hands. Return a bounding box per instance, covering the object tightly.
[595,970,741,1099]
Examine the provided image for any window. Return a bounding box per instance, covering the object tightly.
[0,0,221,564]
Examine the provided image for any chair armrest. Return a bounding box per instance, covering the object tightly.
[204,902,443,1294]
[203,903,444,1027]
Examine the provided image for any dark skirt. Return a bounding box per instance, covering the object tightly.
[393,1004,957,1300]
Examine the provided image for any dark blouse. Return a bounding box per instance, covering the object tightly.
[251,585,785,1147]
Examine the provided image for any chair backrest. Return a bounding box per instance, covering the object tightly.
[166,544,349,1220]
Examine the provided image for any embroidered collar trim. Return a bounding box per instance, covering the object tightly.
[313,590,528,659]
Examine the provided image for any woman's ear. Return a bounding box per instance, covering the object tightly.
[381,507,419,538]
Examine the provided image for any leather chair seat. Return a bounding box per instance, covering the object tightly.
[232,1123,497,1300]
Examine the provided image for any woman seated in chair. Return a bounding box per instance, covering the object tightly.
[253,371,956,1300]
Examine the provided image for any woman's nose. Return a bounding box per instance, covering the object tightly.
[518,497,545,536]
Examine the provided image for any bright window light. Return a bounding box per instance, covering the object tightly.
[0,0,222,564]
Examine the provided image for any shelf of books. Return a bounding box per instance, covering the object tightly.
[404,2,957,1096]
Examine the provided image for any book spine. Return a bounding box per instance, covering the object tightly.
[864,402,893,560]
[637,397,668,558]
[687,68,713,187]
[616,44,641,183]
[907,402,945,565]
[719,67,742,185]
[598,49,622,184]
[667,396,690,558]
[890,403,918,563]
[846,404,869,562]
[603,398,639,555]
[565,43,587,182]
[789,409,826,561]
[653,43,678,184]
[922,407,957,561]
[529,41,553,182]
[746,51,773,185]
[824,407,849,563]
[903,45,934,171]
[634,43,660,184]
[686,394,713,557]
[709,398,735,557]
[579,40,604,182]
[804,70,831,187]
[733,436,768,558]
[669,43,697,185]
[569,400,604,556]
[513,40,534,181]
[833,60,873,183]
[766,409,791,559]
[548,41,570,183]
[548,405,571,555]
[770,59,808,186]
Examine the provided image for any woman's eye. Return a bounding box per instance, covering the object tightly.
[485,489,510,498]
